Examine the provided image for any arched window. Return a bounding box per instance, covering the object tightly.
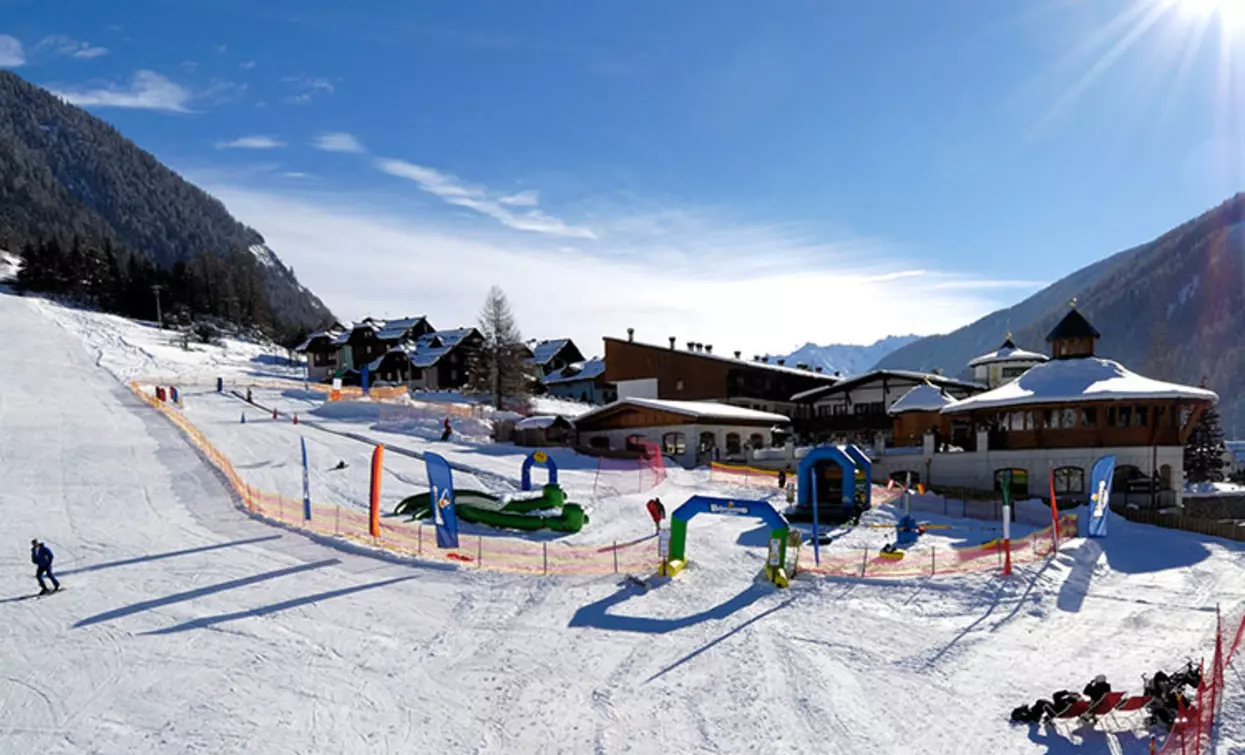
[1113,464,1143,493]
[698,432,716,453]
[1053,466,1084,495]
[994,468,1029,498]
[725,433,742,455]
[749,433,765,450]
[661,432,686,456]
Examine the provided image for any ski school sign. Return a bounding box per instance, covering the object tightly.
[708,501,750,516]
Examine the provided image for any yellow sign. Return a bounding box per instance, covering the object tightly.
[533,451,548,463]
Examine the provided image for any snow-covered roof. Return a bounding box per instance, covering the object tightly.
[410,328,479,368]
[377,316,429,342]
[531,339,575,365]
[543,359,606,385]
[888,382,955,414]
[793,369,981,403]
[941,357,1218,414]
[967,337,1049,368]
[515,415,570,430]
[575,397,790,426]
[295,329,341,352]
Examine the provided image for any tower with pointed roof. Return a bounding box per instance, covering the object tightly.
[967,330,1048,388]
[1045,298,1101,360]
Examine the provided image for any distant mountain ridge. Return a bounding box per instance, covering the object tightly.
[775,334,921,376]
[876,194,1245,435]
[0,70,333,334]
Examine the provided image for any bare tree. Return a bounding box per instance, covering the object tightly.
[469,285,532,409]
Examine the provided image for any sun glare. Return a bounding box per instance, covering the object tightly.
[1175,0,1245,29]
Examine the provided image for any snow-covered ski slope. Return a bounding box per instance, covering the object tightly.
[4,292,1245,754]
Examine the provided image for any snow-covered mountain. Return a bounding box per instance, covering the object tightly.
[773,334,921,376]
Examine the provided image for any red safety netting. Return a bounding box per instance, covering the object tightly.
[591,444,666,498]
[1159,605,1245,754]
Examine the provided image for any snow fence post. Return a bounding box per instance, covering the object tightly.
[418,523,423,556]
[477,535,483,568]
[543,541,549,575]
[931,547,936,576]
[334,505,341,536]
[613,541,619,573]
[860,548,868,577]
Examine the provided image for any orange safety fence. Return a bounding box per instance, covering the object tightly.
[796,514,1079,579]
[129,381,660,576]
[709,461,782,488]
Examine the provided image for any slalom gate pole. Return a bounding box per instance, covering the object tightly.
[1002,502,1012,576]
[1048,466,1060,553]
[369,445,384,538]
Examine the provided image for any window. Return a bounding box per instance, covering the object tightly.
[1134,406,1149,427]
[1053,466,1085,494]
[870,402,885,414]
[725,433,742,455]
[1081,408,1097,427]
[698,432,716,453]
[625,434,646,451]
[1001,366,1028,379]
[749,433,765,449]
[889,471,920,485]
[854,404,869,415]
[589,436,610,450]
[832,404,847,416]
[1112,406,1132,427]
[1045,409,1059,428]
[676,380,684,391]
[1061,408,1077,428]
[661,432,686,456]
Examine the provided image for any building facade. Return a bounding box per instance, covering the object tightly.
[968,335,1048,388]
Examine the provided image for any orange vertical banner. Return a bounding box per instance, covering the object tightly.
[370,444,385,537]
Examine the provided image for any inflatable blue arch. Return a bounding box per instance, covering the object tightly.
[664,496,792,586]
[520,451,559,491]
[796,444,872,509]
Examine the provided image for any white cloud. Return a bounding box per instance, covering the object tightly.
[282,75,335,104]
[375,158,597,239]
[49,70,191,112]
[240,60,256,70]
[216,135,286,149]
[0,35,25,67]
[313,132,365,153]
[198,180,1038,356]
[282,172,314,179]
[499,189,540,207]
[38,35,108,59]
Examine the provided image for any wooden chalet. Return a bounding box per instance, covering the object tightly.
[601,330,837,411]
[542,358,616,405]
[529,339,585,376]
[410,327,484,391]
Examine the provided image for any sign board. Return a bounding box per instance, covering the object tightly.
[658,528,671,559]
[533,450,548,464]
[767,537,783,567]
[708,501,748,516]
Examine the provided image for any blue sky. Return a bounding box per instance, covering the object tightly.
[2,0,1244,355]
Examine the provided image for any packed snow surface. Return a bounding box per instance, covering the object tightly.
[4,292,1245,754]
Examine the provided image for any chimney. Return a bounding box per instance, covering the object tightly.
[734,350,742,359]
[687,341,695,351]
[815,366,823,373]
[777,359,786,366]
[796,362,808,370]
[669,337,676,350]
[695,343,704,353]
[705,345,713,354]
[834,370,842,377]
[627,327,634,342]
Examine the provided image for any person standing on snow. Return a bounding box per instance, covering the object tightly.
[441,417,452,442]
[30,539,60,594]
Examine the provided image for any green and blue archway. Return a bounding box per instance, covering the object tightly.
[662,496,792,587]
[520,450,559,491]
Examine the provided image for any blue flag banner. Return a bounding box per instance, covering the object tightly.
[301,437,311,521]
[1088,455,1116,538]
[425,452,459,549]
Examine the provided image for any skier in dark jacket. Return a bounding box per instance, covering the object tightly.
[1082,675,1111,702]
[31,539,60,594]
[441,418,452,442]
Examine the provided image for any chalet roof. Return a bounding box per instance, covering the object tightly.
[1045,307,1101,343]
[574,397,790,427]
[531,338,580,365]
[331,320,384,345]
[515,415,573,430]
[542,358,606,385]
[967,336,1049,368]
[377,316,430,341]
[295,329,342,352]
[792,369,982,403]
[941,357,1217,414]
[888,382,955,414]
[411,328,480,368]
[606,337,839,382]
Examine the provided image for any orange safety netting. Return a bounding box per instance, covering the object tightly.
[1158,605,1245,754]
[129,381,659,576]
[796,515,1080,579]
[709,462,782,488]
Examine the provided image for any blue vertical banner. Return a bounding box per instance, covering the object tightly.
[361,364,370,395]
[1088,455,1117,538]
[425,452,459,548]
[301,437,311,521]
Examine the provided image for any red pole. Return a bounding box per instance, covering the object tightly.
[369,445,384,538]
[1048,466,1060,553]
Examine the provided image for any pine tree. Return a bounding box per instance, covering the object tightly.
[469,285,532,409]
[1185,396,1229,484]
